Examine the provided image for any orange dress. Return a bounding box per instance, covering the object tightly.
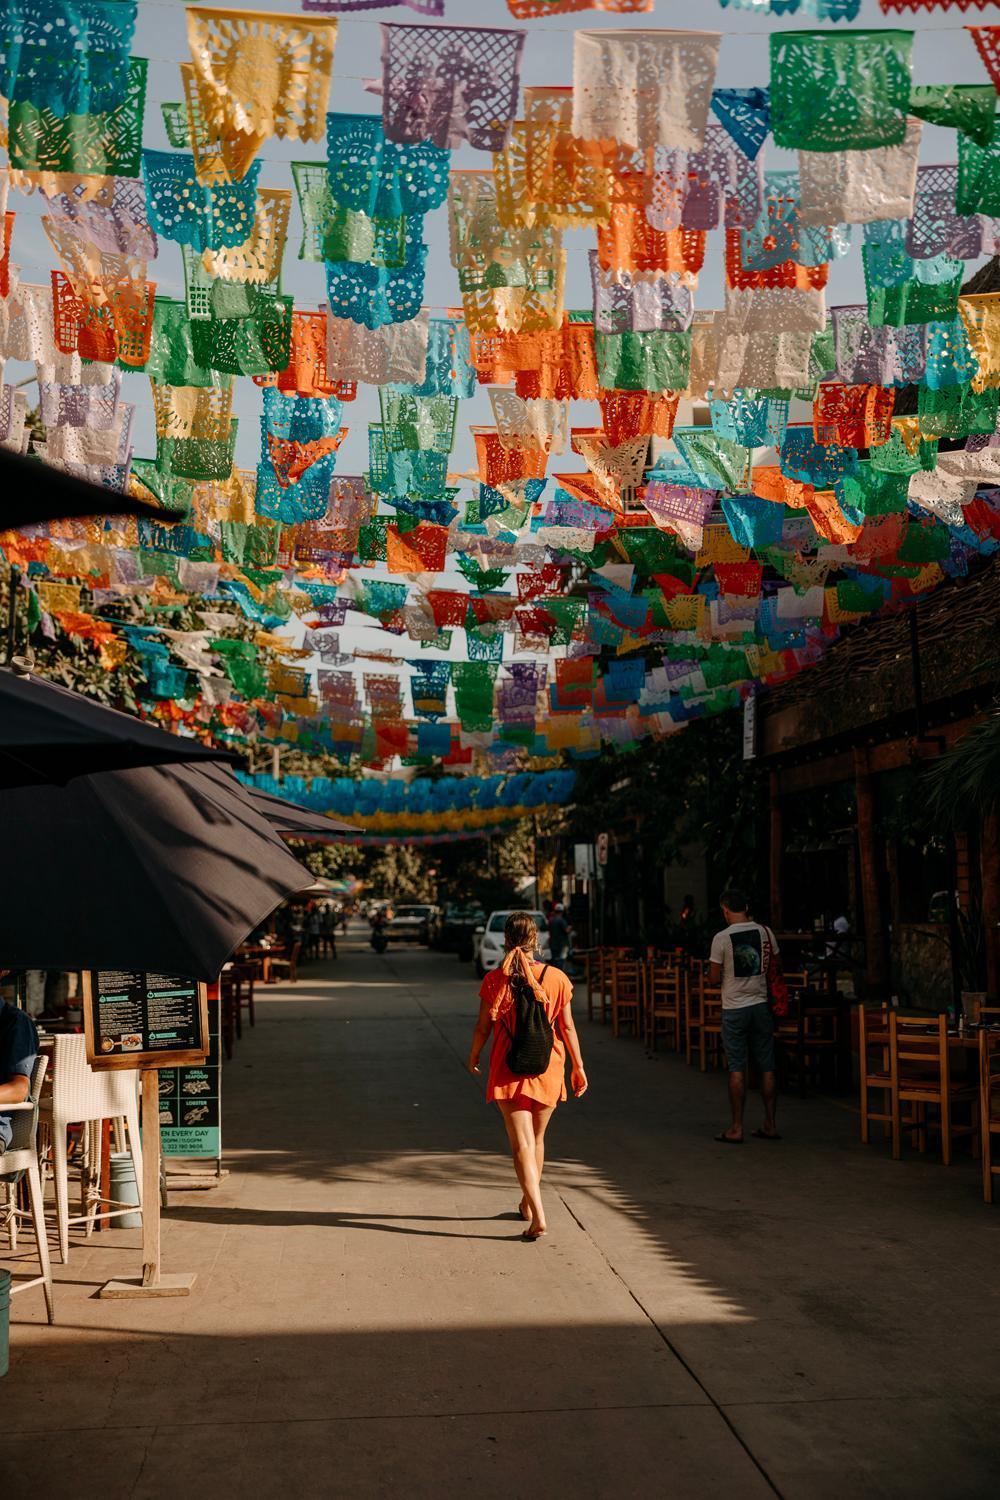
[480,962,572,1107]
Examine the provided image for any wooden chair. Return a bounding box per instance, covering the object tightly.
[699,980,724,1072]
[890,1012,978,1165]
[576,949,599,1023]
[269,940,301,984]
[857,1003,893,1146]
[775,976,838,1097]
[595,947,628,1025]
[644,961,682,1051]
[684,964,703,1066]
[220,972,239,1060]
[978,1008,1000,1203]
[610,955,643,1038]
[229,961,256,1031]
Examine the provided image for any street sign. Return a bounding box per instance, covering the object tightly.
[596,832,609,866]
[83,971,208,1071]
[574,843,595,880]
[742,690,758,761]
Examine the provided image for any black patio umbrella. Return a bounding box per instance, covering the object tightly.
[0,446,186,529]
[0,758,315,978]
[245,782,357,840]
[0,668,241,789]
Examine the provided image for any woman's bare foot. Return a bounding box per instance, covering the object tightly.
[518,1197,532,1221]
[522,1221,547,1240]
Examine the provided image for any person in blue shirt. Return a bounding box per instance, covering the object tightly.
[0,993,39,1156]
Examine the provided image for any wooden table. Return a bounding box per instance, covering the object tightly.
[236,944,285,984]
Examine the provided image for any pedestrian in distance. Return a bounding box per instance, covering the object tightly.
[708,888,781,1144]
[548,902,570,964]
[321,902,338,959]
[306,902,323,959]
[678,893,697,952]
[467,910,587,1241]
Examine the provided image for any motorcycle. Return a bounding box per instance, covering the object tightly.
[370,907,391,954]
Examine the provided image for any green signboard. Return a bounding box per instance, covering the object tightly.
[160,987,221,1161]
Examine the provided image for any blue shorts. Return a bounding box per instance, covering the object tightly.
[721,1003,775,1074]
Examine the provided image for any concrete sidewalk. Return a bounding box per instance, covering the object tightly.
[5,932,1000,1498]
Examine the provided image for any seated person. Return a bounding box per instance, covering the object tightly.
[0,989,39,1159]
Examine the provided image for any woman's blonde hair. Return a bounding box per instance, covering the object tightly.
[504,910,538,953]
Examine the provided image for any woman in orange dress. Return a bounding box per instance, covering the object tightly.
[467,911,588,1240]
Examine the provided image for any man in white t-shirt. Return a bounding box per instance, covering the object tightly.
[708,888,780,1145]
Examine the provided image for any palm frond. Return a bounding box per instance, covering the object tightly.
[923,700,1000,829]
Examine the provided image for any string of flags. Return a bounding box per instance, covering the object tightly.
[3,5,1000,834]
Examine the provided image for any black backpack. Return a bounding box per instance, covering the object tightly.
[504,964,554,1076]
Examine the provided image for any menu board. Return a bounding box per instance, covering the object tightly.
[83,971,208,1070]
[160,987,221,1160]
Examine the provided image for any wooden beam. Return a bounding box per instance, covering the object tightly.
[855,748,889,994]
[769,770,784,929]
[771,718,979,797]
[141,1068,161,1287]
[982,810,1000,1003]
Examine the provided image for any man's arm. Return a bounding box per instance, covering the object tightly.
[708,931,724,988]
[467,995,494,1075]
[0,1073,31,1105]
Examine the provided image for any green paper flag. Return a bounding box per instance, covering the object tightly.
[770,31,913,153]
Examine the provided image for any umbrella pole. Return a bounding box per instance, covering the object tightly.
[99,1069,196,1299]
[4,563,20,666]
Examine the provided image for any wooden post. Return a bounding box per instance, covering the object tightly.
[140,1069,161,1287]
[99,1067,196,1298]
[855,748,889,994]
[768,770,784,930]
[532,814,540,906]
[982,810,1000,1002]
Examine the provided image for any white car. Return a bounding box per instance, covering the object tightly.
[474,910,550,978]
[385,904,433,943]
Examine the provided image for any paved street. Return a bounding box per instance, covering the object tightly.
[5,929,1000,1498]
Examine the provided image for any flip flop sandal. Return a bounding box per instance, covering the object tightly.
[521,1229,547,1241]
[714,1132,744,1144]
[751,1129,782,1140]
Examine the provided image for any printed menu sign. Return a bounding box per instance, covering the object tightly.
[161,986,221,1160]
[83,971,208,1070]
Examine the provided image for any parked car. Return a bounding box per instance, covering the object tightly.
[473,910,550,978]
[385,903,434,944]
[436,903,486,956]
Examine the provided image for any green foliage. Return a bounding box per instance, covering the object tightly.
[923,699,1000,830]
[277,748,362,781]
[433,820,535,910]
[293,842,358,882]
[363,845,433,901]
[293,840,434,901]
[565,712,765,901]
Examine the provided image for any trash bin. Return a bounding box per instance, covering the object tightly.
[0,1268,10,1377]
[109,1152,142,1229]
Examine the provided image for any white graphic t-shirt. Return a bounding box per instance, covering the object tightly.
[709,922,777,1010]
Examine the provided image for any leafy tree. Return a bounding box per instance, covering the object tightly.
[564,711,766,902]
[923,698,1000,829]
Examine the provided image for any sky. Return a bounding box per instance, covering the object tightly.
[5,0,989,686]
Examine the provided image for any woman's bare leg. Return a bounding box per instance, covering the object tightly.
[533,1105,555,1186]
[515,1106,555,1219]
[497,1102,545,1234]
